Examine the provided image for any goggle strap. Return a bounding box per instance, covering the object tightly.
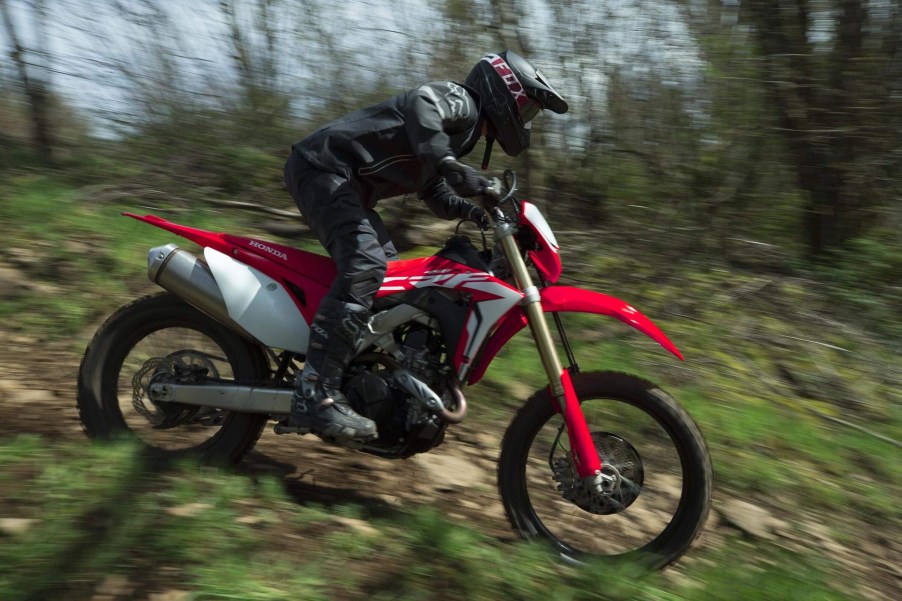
[481,135,495,170]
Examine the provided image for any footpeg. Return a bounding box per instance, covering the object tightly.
[273,421,310,435]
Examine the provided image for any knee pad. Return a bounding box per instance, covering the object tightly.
[315,298,371,348]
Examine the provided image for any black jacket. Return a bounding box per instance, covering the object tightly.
[293,81,482,217]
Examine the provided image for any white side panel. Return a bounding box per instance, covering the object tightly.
[204,247,309,352]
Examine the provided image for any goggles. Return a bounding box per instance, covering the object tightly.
[518,98,543,127]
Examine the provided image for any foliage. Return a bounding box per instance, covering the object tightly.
[0,436,862,601]
[0,175,254,337]
[739,0,902,255]
[0,170,895,597]
[0,1,899,598]
[814,233,902,335]
[2,0,900,261]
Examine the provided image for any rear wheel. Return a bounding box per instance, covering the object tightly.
[498,372,712,568]
[77,293,270,464]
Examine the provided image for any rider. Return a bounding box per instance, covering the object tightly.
[281,51,568,441]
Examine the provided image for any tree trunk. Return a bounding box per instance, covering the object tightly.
[745,0,878,258]
[0,0,54,164]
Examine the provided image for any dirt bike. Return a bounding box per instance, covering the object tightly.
[77,170,712,567]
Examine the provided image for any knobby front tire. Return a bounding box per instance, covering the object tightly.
[498,371,712,568]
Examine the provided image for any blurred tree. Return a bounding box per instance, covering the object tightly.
[0,0,54,163]
[677,1,799,262]
[219,0,294,141]
[537,2,709,244]
[487,0,541,199]
[743,0,902,258]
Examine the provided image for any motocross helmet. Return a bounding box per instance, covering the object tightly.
[465,50,568,166]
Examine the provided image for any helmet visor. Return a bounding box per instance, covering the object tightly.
[517,98,542,126]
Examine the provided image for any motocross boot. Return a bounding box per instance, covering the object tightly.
[279,299,377,441]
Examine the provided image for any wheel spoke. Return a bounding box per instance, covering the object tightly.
[119,327,235,448]
[77,293,269,464]
[499,372,712,566]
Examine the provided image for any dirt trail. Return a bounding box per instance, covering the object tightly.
[0,331,898,600]
[0,331,514,543]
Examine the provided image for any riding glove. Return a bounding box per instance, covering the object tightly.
[438,157,491,198]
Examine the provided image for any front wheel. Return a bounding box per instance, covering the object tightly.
[77,292,271,464]
[498,372,712,568]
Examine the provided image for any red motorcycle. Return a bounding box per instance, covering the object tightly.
[77,171,712,567]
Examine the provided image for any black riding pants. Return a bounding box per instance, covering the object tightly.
[284,152,398,310]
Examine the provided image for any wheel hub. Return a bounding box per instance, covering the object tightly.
[133,351,222,429]
[551,432,644,515]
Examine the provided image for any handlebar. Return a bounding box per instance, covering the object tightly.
[481,169,518,210]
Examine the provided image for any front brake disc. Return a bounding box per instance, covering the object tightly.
[552,431,644,515]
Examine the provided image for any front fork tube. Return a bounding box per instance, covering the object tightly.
[497,231,602,479]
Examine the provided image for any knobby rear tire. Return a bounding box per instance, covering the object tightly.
[498,371,712,568]
[76,292,270,465]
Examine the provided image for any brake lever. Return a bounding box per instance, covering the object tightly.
[481,177,504,209]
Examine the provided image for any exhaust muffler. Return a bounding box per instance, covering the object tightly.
[147,244,256,341]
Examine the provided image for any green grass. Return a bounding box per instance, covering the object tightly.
[0,437,861,601]
[0,174,286,337]
[1,175,897,600]
[479,288,898,522]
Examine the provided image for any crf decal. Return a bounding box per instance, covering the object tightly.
[484,55,528,108]
[380,269,499,295]
[378,258,525,379]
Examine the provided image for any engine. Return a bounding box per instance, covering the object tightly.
[344,325,448,458]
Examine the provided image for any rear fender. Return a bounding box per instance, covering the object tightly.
[124,212,333,323]
[467,285,682,385]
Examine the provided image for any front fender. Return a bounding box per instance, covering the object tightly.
[540,286,683,360]
[467,285,682,385]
